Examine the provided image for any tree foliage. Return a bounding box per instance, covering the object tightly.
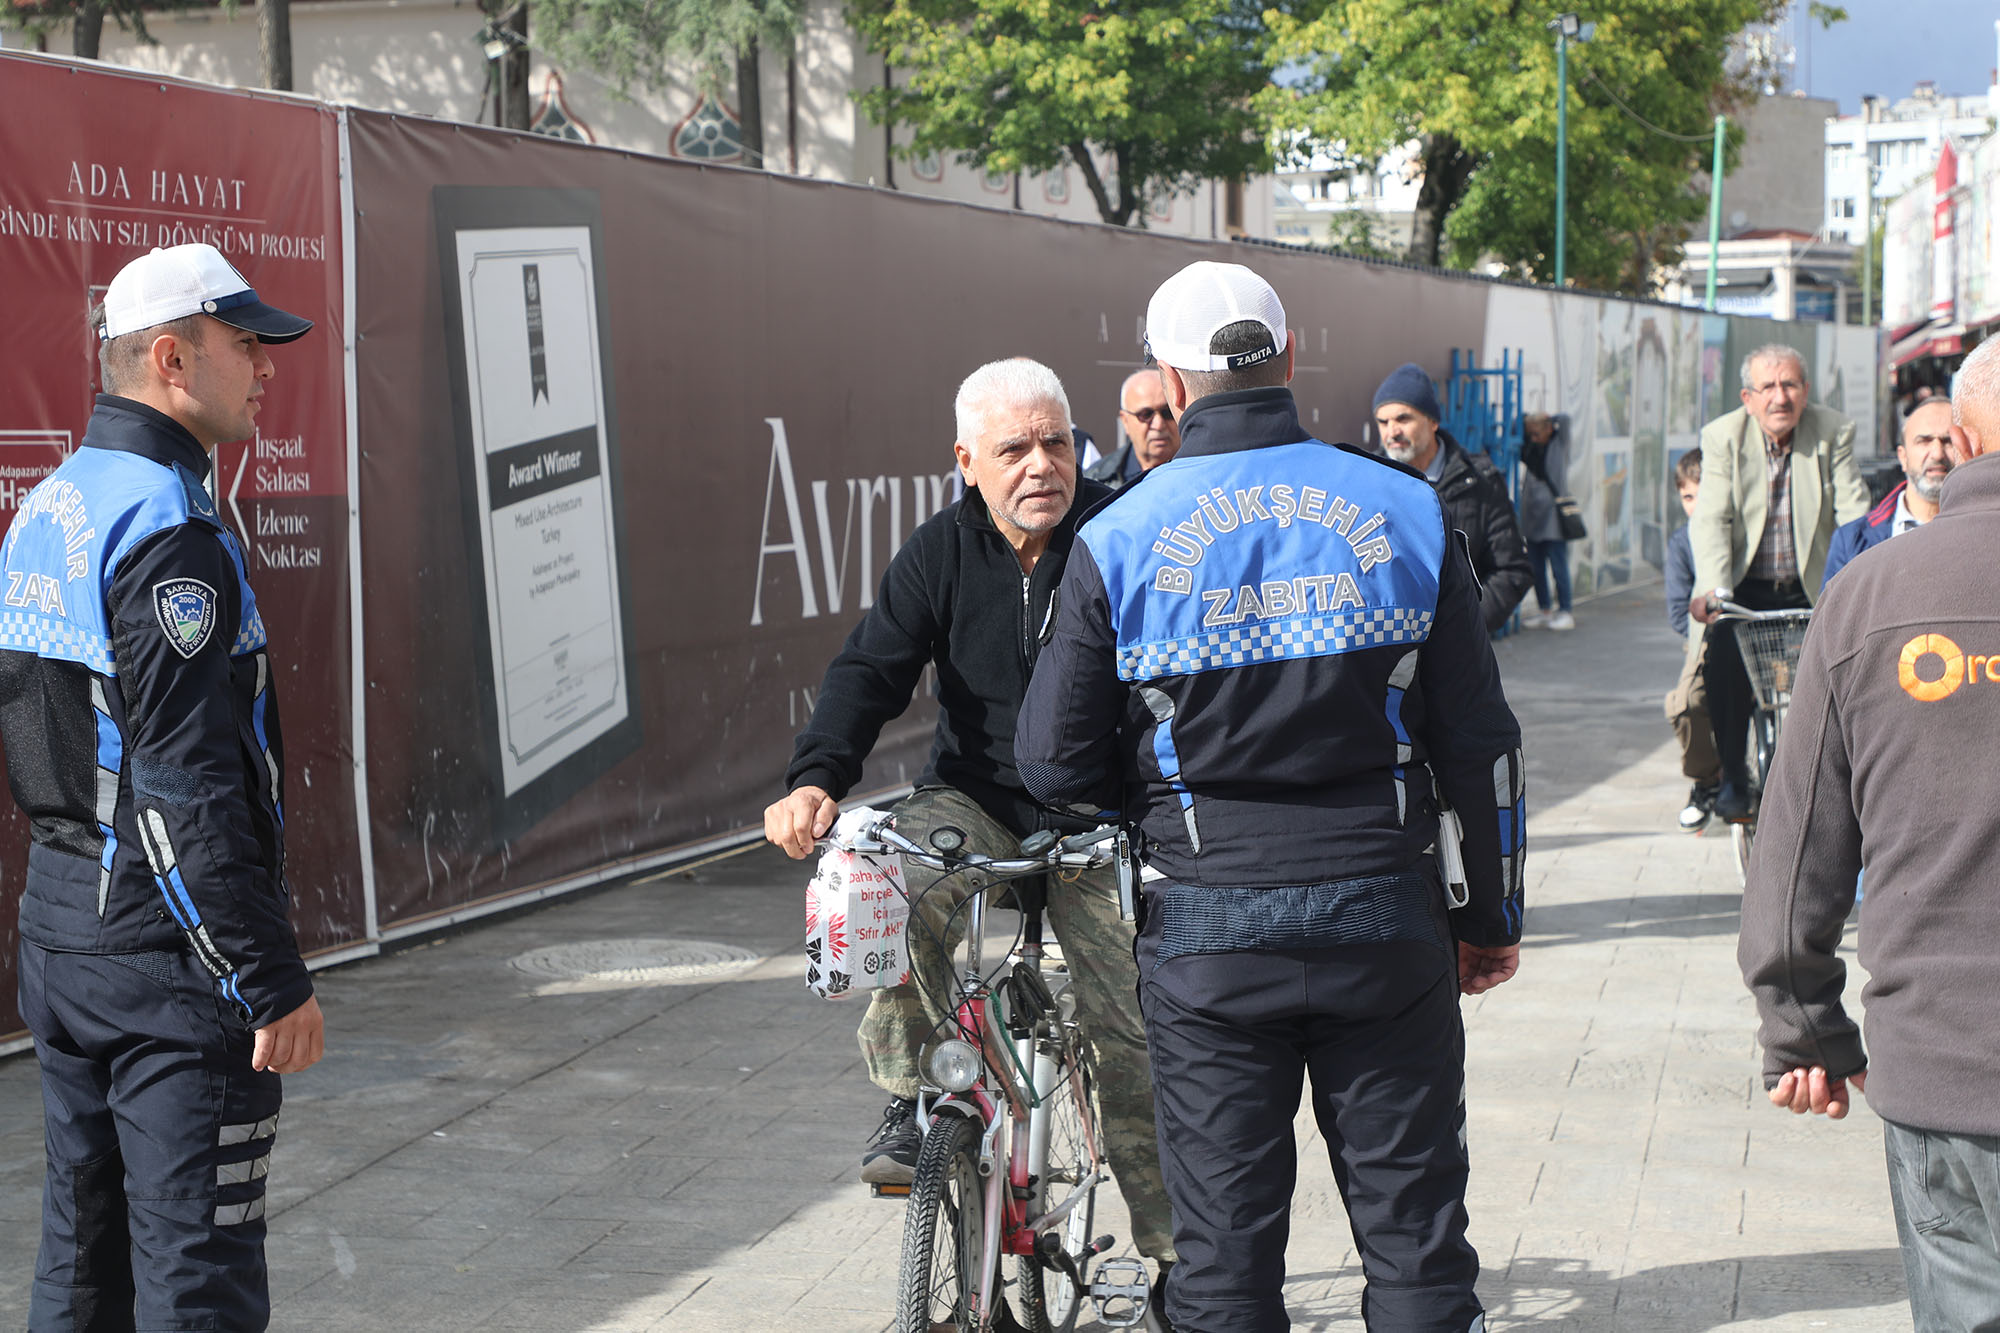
[533,0,795,95]
[6,0,227,59]
[529,0,800,163]
[850,0,1277,227]
[1262,0,1795,292]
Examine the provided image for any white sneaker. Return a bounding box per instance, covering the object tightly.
[1519,610,1550,629]
[1547,611,1576,631]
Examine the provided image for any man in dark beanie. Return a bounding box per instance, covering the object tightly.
[1372,363,1533,631]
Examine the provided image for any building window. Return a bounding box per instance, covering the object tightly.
[670,95,742,163]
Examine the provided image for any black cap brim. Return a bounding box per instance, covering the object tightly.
[211,300,313,345]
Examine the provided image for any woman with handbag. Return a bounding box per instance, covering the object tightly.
[1517,412,1583,630]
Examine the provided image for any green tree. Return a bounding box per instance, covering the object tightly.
[1262,0,1794,290]
[850,0,1277,227]
[529,0,801,166]
[1325,206,1397,259]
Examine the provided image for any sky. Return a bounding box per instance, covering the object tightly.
[1790,0,1998,113]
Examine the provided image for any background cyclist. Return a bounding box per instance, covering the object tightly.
[1686,343,1865,822]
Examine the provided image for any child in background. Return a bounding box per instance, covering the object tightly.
[1665,449,1721,831]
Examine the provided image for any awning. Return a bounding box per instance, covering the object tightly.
[1891,323,1965,369]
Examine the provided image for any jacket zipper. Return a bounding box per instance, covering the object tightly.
[1020,571,1034,669]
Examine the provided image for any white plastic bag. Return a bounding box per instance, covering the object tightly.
[805,809,912,999]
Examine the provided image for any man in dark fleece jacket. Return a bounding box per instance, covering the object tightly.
[1371,363,1534,631]
[1740,337,2000,1330]
[762,358,1177,1291]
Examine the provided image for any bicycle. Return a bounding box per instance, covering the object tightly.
[820,812,1153,1333]
[1708,599,1814,886]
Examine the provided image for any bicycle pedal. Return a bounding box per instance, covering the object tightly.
[868,1181,911,1199]
[1089,1256,1151,1329]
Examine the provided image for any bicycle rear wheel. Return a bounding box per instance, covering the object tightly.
[896,1110,986,1333]
[1017,1062,1098,1333]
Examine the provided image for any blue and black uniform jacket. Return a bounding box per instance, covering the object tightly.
[1016,387,1525,948]
[0,395,309,1025]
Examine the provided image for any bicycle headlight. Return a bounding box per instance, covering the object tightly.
[924,1039,982,1093]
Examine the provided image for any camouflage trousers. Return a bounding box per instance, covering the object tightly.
[857,786,1177,1262]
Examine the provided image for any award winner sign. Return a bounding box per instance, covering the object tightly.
[435,187,639,836]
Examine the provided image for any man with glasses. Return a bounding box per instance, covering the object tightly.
[1821,397,1954,587]
[1688,343,1866,822]
[1086,367,1184,489]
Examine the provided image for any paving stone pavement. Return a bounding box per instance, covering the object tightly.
[0,583,1910,1331]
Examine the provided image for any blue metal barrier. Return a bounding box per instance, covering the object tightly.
[1442,347,1525,490]
[1443,348,1527,636]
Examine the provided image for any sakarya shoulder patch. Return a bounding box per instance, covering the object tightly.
[154,578,218,658]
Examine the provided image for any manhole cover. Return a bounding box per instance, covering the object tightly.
[509,938,763,993]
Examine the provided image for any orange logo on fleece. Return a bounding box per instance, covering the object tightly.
[1898,633,1988,701]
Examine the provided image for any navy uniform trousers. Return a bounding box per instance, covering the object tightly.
[20,941,283,1332]
[1136,882,1484,1333]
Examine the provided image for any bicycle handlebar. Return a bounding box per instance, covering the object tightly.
[825,814,1119,876]
[1708,598,1814,624]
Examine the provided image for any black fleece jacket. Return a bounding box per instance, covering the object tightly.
[1435,431,1534,631]
[785,478,1115,838]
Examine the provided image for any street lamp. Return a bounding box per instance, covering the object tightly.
[480,21,524,62]
[1704,115,1725,311]
[1548,14,1591,287]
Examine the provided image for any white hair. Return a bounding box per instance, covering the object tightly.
[954,358,1071,454]
[1953,340,2000,428]
[1739,343,1807,392]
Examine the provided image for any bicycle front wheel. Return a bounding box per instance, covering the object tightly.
[896,1110,986,1333]
[1732,819,1754,888]
[1017,1062,1099,1333]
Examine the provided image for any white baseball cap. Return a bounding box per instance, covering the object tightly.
[100,244,313,344]
[1144,261,1287,373]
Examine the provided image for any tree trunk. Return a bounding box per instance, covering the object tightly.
[499,3,531,130]
[72,1,104,59]
[1407,132,1477,267]
[259,0,293,92]
[1114,142,1139,228]
[736,39,764,169]
[1069,141,1139,227]
[785,48,799,173]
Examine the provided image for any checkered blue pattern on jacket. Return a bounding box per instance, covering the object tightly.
[232,606,267,656]
[1117,607,1433,680]
[0,610,115,674]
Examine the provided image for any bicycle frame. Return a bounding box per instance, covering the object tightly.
[916,873,1108,1329]
[843,817,1120,1333]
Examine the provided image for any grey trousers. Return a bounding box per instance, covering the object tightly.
[1885,1117,2000,1332]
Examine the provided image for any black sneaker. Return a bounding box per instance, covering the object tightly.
[1715,779,1753,824]
[1152,1261,1177,1333]
[860,1097,921,1185]
[1678,783,1717,833]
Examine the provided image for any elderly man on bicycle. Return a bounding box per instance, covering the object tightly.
[762,358,1178,1303]
[1687,343,1866,822]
